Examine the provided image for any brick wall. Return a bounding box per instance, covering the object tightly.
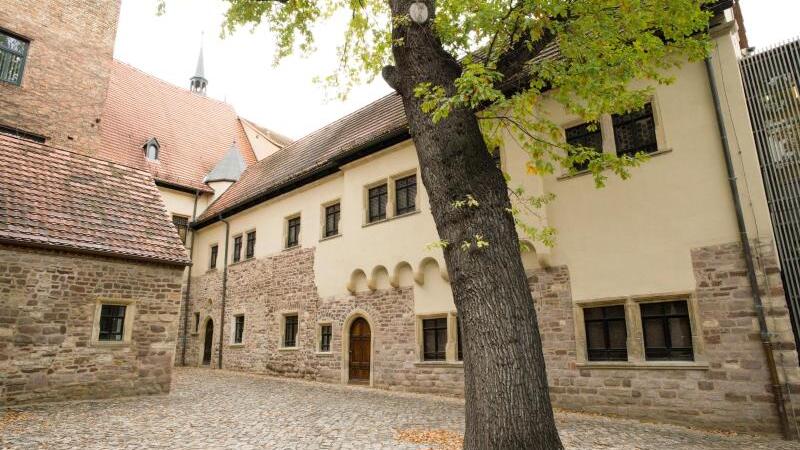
[0,0,120,153]
[0,244,185,406]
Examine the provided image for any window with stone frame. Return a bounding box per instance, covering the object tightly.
[319,324,332,352]
[283,314,298,347]
[172,214,189,245]
[368,184,388,222]
[0,30,28,85]
[286,217,301,248]
[422,317,448,361]
[324,203,340,238]
[98,304,127,341]
[232,235,242,263]
[233,315,245,344]
[612,103,658,157]
[395,174,417,216]
[641,300,694,361]
[583,305,628,361]
[245,230,256,259]
[209,244,218,269]
[565,123,603,172]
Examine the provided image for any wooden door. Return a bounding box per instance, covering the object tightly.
[349,318,371,383]
[202,319,213,366]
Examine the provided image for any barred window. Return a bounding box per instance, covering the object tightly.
[423,318,447,361]
[395,175,417,215]
[172,215,189,245]
[320,324,332,352]
[0,30,28,85]
[284,315,298,347]
[286,217,300,248]
[98,305,126,341]
[368,184,388,222]
[209,244,218,269]
[245,231,256,259]
[324,203,340,238]
[584,305,628,361]
[612,103,658,157]
[232,235,242,263]
[641,300,694,361]
[233,315,244,344]
[565,123,603,172]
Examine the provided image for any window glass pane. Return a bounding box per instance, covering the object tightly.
[669,317,692,348]
[368,184,387,222]
[0,31,28,85]
[607,321,627,348]
[99,304,126,341]
[604,306,625,319]
[565,123,602,172]
[643,317,666,348]
[583,307,603,320]
[585,322,606,350]
[612,103,658,157]
[640,302,663,317]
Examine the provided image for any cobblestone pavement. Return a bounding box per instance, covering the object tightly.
[1,368,797,449]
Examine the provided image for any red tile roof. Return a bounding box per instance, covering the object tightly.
[196,93,408,225]
[98,60,258,192]
[0,134,191,266]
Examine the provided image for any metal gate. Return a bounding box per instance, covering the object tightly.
[740,38,800,350]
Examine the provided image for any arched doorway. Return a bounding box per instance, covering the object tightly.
[202,319,213,366]
[348,317,371,383]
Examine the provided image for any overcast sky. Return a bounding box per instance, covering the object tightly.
[113,0,800,139]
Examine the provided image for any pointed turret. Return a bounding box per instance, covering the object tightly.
[190,43,208,95]
[204,143,246,200]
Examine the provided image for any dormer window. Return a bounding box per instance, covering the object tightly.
[143,138,160,161]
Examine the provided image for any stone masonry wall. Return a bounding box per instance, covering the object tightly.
[182,240,797,435]
[0,244,185,406]
[0,0,120,153]
[184,247,464,395]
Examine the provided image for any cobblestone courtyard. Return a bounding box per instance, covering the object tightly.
[1,368,797,449]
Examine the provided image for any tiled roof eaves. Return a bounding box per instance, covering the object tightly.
[193,125,410,230]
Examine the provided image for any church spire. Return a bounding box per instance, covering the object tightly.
[190,35,208,95]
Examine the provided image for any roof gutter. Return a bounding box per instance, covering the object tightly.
[704,55,791,439]
[192,127,410,230]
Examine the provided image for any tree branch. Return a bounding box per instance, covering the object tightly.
[381,65,401,91]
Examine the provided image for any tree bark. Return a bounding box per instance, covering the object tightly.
[384,1,563,449]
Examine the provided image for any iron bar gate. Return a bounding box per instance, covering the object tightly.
[740,38,800,351]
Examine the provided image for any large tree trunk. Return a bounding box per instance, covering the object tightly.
[383,2,563,449]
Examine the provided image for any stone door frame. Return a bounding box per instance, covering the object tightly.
[341,310,375,386]
[199,316,214,367]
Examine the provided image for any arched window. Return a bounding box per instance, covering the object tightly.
[143,137,160,161]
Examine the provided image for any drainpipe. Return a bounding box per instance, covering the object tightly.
[218,214,230,369]
[180,189,200,366]
[704,56,791,439]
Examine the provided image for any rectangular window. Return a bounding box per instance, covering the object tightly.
[232,235,242,263]
[320,324,332,352]
[284,314,298,347]
[233,315,245,344]
[0,30,28,85]
[245,231,256,259]
[583,305,628,361]
[324,203,340,238]
[368,184,388,222]
[395,175,417,215]
[194,312,200,333]
[209,244,218,269]
[172,215,189,245]
[565,123,603,172]
[641,300,694,361]
[422,317,447,361]
[612,103,658,157]
[98,304,126,341]
[286,217,301,248]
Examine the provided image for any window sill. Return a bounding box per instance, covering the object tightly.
[576,360,708,370]
[91,340,131,348]
[363,209,421,228]
[319,234,342,243]
[229,257,256,267]
[283,245,300,252]
[557,148,673,181]
[316,351,334,356]
[278,346,299,352]
[229,343,244,348]
[414,361,464,368]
